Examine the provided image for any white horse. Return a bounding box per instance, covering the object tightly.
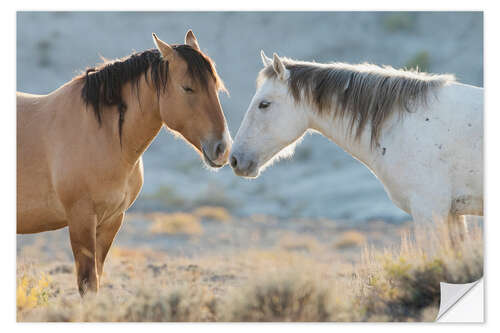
[230,51,483,232]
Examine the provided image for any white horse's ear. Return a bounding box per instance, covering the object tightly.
[152,33,174,61]
[273,53,289,81]
[261,50,272,67]
[185,29,200,51]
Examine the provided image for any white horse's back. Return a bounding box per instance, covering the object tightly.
[375,82,483,218]
[428,83,482,215]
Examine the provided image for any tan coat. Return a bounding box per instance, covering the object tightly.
[17,31,231,296]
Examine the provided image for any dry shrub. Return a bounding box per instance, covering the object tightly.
[23,284,217,322]
[237,249,330,273]
[249,214,271,223]
[149,212,203,235]
[109,246,148,259]
[120,286,217,322]
[278,233,321,253]
[17,274,51,312]
[18,221,483,322]
[193,206,231,222]
[358,223,483,321]
[334,230,366,249]
[221,271,344,322]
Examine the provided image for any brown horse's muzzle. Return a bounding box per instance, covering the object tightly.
[201,137,231,168]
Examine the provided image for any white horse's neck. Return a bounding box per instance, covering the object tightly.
[307,106,379,168]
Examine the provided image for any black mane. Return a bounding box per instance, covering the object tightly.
[78,45,222,141]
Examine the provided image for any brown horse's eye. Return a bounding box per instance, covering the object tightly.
[183,86,194,94]
[259,101,271,109]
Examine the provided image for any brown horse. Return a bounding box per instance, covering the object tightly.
[17,30,231,296]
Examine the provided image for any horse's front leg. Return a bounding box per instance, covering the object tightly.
[410,195,451,241]
[96,213,124,282]
[67,205,99,297]
[410,199,467,249]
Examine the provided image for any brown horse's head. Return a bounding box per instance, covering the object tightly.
[152,31,231,168]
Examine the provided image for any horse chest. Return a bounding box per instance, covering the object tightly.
[375,171,412,214]
[369,143,437,215]
[94,160,144,222]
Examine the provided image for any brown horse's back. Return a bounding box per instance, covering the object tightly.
[17,92,67,233]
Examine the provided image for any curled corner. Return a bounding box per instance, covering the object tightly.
[436,278,483,321]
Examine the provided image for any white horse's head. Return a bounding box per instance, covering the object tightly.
[230,52,309,178]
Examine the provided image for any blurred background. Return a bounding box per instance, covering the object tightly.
[17,12,483,258]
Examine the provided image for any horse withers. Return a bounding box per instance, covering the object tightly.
[17,31,231,296]
[230,51,483,239]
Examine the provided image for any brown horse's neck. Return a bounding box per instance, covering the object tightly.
[118,75,163,165]
[44,73,164,167]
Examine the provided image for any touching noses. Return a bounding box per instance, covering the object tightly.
[203,135,232,168]
[229,151,256,177]
[230,154,237,168]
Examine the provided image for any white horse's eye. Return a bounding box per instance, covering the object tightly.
[258,101,271,109]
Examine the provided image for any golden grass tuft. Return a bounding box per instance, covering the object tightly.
[17,273,51,315]
[334,230,366,249]
[278,233,321,253]
[149,212,203,236]
[248,214,270,224]
[193,206,231,222]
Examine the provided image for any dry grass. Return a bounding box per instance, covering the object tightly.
[278,233,322,253]
[16,262,55,321]
[24,286,218,322]
[193,206,231,222]
[17,274,51,311]
[357,223,483,321]
[222,271,343,321]
[17,222,482,322]
[149,212,203,236]
[249,214,272,223]
[334,230,367,249]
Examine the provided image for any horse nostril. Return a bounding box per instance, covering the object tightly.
[230,155,238,169]
[215,141,225,158]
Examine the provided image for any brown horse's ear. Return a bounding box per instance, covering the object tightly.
[185,30,200,51]
[152,33,174,61]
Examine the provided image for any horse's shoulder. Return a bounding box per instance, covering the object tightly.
[130,158,144,186]
[125,158,144,209]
